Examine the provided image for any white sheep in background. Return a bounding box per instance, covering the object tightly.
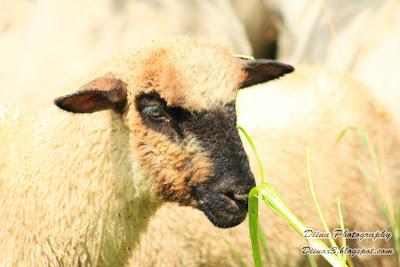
[254,0,400,128]
[230,0,399,128]
[230,0,279,58]
[0,38,293,266]
[0,0,251,109]
[128,65,400,267]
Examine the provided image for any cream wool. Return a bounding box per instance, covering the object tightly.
[98,39,244,110]
[129,65,400,267]
[0,108,160,266]
[0,39,238,266]
[0,38,293,266]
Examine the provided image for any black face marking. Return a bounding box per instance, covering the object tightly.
[184,102,256,228]
[136,92,255,228]
[136,93,187,139]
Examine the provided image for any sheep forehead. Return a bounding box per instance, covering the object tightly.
[132,39,244,110]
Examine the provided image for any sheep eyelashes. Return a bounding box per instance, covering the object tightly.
[55,57,294,115]
[54,45,293,229]
[183,101,256,227]
[0,39,294,266]
[128,65,400,267]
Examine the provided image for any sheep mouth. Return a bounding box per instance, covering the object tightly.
[196,193,248,228]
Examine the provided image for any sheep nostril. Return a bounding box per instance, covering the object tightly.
[223,191,248,209]
[233,193,248,202]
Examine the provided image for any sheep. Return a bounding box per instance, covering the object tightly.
[0,0,251,110]
[253,0,400,128]
[0,38,294,266]
[128,65,400,267]
[230,0,279,58]
[229,0,400,128]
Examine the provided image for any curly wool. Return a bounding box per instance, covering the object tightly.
[128,65,400,267]
[0,107,161,266]
[0,38,247,267]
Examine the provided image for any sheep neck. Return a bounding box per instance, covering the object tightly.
[4,108,162,266]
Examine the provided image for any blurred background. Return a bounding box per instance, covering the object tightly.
[0,0,399,118]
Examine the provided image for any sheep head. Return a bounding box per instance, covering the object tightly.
[54,39,293,228]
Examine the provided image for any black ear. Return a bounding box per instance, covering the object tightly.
[240,59,294,88]
[55,73,127,113]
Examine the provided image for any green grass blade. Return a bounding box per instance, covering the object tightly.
[306,148,341,254]
[237,125,265,184]
[241,126,347,267]
[337,127,382,188]
[257,226,271,265]
[336,197,348,266]
[338,127,399,264]
[307,255,319,267]
[248,187,262,267]
[257,183,346,267]
[258,183,306,236]
[357,164,392,224]
[394,201,400,265]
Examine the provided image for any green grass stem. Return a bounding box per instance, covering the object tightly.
[238,125,346,267]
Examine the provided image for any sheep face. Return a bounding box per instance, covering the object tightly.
[133,91,255,228]
[55,40,293,228]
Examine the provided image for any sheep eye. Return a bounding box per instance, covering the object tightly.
[142,106,170,123]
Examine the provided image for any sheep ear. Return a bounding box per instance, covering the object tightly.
[240,59,294,88]
[55,73,127,113]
